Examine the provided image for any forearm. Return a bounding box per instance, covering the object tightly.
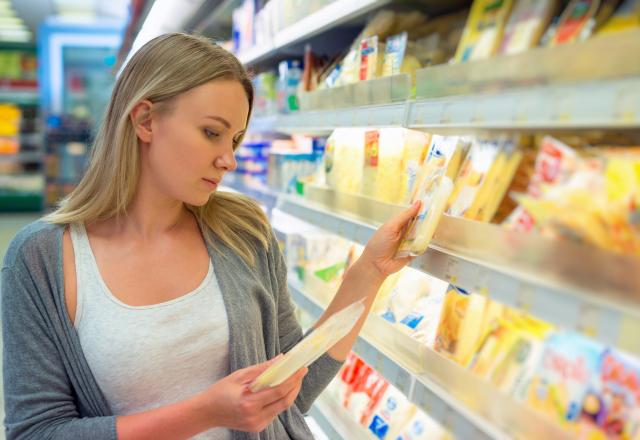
[116,391,213,440]
[314,257,385,361]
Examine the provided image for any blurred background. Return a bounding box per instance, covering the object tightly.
[1,1,640,439]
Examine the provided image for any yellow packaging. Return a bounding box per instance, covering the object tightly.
[434,286,487,367]
[498,0,559,55]
[454,0,515,62]
[325,128,365,194]
[0,104,21,137]
[361,128,406,204]
[598,0,640,33]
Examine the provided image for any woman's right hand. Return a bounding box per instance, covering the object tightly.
[202,356,308,433]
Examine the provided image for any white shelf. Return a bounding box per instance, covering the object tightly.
[288,278,570,440]
[237,0,391,65]
[248,77,640,133]
[308,392,375,440]
[273,187,640,356]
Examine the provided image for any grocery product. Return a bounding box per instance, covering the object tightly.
[359,36,380,81]
[365,386,417,439]
[325,128,365,194]
[382,33,408,76]
[0,104,21,138]
[434,286,488,367]
[581,349,640,438]
[523,332,605,425]
[277,59,302,113]
[454,0,516,62]
[548,0,601,45]
[498,0,559,55]
[251,298,366,392]
[400,130,432,205]
[598,0,640,33]
[395,411,452,440]
[378,269,433,326]
[404,279,449,349]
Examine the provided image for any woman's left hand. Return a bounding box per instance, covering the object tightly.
[359,201,422,279]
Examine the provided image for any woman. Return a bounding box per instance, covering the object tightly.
[1,33,419,440]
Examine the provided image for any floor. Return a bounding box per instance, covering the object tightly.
[0,213,40,439]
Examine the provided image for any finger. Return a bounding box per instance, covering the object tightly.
[247,367,307,404]
[263,378,303,417]
[386,200,422,232]
[238,354,284,382]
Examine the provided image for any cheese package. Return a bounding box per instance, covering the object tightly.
[581,349,640,438]
[359,36,381,81]
[361,128,407,204]
[523,332,605,425]
[250,299,366,392]
[548,0,601,45]
[365,386,417,439]
[400,130,433,205]
[598,0,640,33]
[499,0,559,55]
[409,280,450,349]
[454,0,515,62]
[378,269,433,326]
[382,32,408,76]
[434,286,488,367]
[325,128,365,194]
[395,411,452,440]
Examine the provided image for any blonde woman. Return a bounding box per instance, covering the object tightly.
[1,33,420,440]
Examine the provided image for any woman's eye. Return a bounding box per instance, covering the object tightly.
[204,129,219,139]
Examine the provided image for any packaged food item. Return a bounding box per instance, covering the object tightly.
[361,128,406,204]
[396,169,453,257]
[400,130,432,205]
[454,0,515,62]
[523,332,605,425]
[0,104,21,137]
[581,349,640,438]
[597,0,640,33]
[407,279,450,349]
[447,138,502,218]
[360,36,381,81]
[382,32,408,76]
[378,269,433,326]
[434,286,488,367]
[325,128,365,194]
[365,386,417,439]
[548,0,601,45]
[250,299,366,392]
[499,0,559,54]
[395,411,452,440]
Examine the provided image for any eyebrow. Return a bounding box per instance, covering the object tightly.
[204,115,231,129]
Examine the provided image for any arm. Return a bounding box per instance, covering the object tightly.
[273,202,420,411]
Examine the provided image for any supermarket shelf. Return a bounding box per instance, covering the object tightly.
[308,392,375,440]
[237,0,392,65]
[222,173,278,212]
[248,77,640,133]
[289,278,570,440]
[0,87,39,106]
[275,186,640,356]
[0,152,43,164]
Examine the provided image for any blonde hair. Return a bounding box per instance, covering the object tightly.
[45,33,270,265]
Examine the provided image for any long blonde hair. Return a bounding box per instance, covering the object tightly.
[45,33,270,265]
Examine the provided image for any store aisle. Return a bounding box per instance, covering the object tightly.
[0,213,40,439]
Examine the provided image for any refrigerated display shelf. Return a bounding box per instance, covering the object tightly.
[249,76,640,133]
[261,186,640,356]
[222,173,278,213]
[308,392,375,440]
[237,0,392,65]
[288,278,570,440]
[0,152,43,164]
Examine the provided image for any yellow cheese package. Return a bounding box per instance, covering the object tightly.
[454,0,515,62]
[498,0,559,55]
[396,144,454,258]
[250,299,366,392]
[598,0,640,33]
[361,128,406,203]
[325,128,365,194]
[547,0,601,45]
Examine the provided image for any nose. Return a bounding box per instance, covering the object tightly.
[214,146,237,172]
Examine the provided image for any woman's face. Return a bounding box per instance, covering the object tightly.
[145,79,249,206]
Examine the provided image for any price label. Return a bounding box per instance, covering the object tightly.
[516,284,533,313]
[615,87,639,124]
[440,102,453,124]
[474,269,490,295]
[577,304,599,338]
[444,258,459,285]
[554,92,574,123]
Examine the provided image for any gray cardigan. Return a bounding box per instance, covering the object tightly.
[1,220,343,440]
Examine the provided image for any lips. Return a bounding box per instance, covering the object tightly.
[203,178,219,185]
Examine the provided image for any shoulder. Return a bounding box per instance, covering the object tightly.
[2,219,65,270]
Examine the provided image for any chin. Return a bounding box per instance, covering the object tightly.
[183,192,213,207]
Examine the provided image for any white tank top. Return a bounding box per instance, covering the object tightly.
[70,223,232,440]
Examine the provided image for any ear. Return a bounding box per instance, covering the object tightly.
[130,99,154,143]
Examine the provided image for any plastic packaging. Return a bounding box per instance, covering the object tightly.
[250,299,366,392]
[325,128,365,194]
[548,0,601,46]
[598,0,640,33]
[361,128,407,204]
[382,32,408,76]
[498,0,559,55]
[359,36,380,81]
